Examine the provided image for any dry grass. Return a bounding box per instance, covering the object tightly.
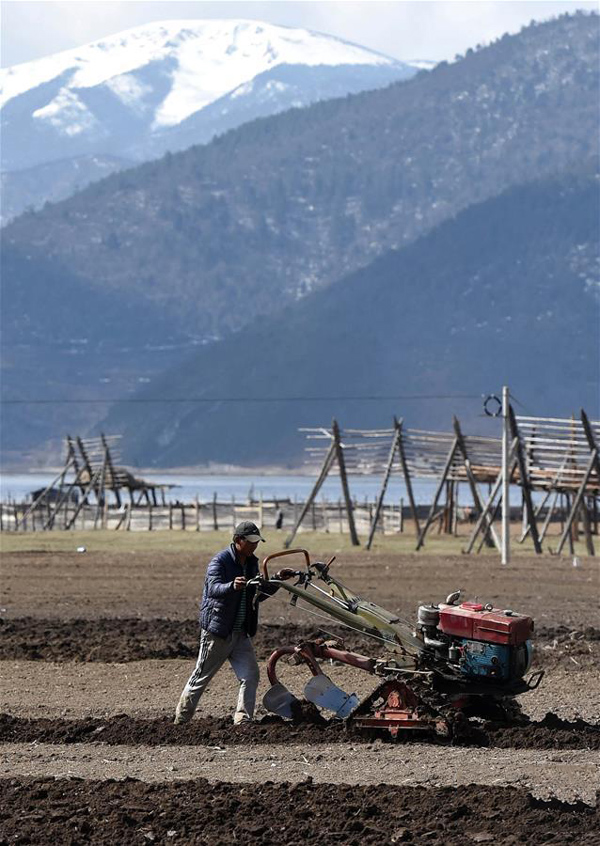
[0,526,594,559]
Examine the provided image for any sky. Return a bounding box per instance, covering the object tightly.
[1,0,598,68]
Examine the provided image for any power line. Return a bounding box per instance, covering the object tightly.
[1,393,483,406]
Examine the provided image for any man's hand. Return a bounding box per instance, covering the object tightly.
[233,576,247,591]
[274,567,297,581]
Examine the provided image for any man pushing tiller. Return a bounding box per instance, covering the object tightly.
[174,521,295,725]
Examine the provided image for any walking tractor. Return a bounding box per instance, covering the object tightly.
[255,549,543,738]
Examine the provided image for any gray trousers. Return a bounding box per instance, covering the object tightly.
[175,629,260,724]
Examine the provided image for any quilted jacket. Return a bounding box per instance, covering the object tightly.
[199,544,278,637]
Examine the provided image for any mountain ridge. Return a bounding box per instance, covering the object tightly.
[4,12,596,333]
[99,164,600,467]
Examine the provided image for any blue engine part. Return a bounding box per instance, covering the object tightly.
[456,638,512,681]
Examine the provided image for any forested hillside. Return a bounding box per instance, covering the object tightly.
[100,165,600,467]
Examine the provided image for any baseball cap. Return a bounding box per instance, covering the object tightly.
[233,521,265,542]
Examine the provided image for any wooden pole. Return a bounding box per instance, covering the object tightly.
[101,433,121,508]
[453,417,499,550]
[285,440,336,548]
[321,500,329,533]
[114,506,127,531]
[366,420,402,550]
[76,437,94,504]
[396,421,421,537]
[452,484,459,535]
[464,439,518,555]
[501,387,511,564]
[538,490,560,544]
[580,498,594,556]
[64,467,104,530]
[556,449,598,554]
[508,406,542,554]
[444,480,454,534]
[17,460,75,530]
[93,449,108,529]
[476,497,503,554]
[580,408,600,487]
[46,462,87,531]
[518,488,551,543]
[332,419,360,546]
[212,492,218,531]
[416,437,459,550]
[564,494,575,554]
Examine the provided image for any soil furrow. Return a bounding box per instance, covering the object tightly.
[0,618,597,668]
[1,712,599,750]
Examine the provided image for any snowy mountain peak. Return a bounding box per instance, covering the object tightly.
[0,19,403,127]
[0,18,421,210]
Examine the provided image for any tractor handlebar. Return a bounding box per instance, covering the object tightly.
[260,548,311,580]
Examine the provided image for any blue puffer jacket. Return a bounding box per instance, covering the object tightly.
[199,545,278,638]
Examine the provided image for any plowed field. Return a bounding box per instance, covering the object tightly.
[1,534,598,844]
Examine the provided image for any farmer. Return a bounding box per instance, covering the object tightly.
[174,520,295,724]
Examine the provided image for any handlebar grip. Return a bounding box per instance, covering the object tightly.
[261,548,310,580]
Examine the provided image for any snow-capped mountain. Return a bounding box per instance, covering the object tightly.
[1,19,418,175]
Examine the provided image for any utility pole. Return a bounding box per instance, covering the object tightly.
[501,385,510,565]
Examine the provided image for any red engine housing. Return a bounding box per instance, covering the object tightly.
[438,602,533,645]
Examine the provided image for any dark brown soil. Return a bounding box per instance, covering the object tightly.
[1,712,599,750]
[2,546,598,841]
[1,618,598,668]
[0,778,598,846]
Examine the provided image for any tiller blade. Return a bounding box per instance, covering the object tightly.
[262,683,300,719]
[304,673,359,718]
[350,679,449,738]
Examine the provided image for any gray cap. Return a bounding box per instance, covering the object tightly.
[233,520,265,543]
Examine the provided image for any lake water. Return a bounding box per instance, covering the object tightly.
[1,472,449,505]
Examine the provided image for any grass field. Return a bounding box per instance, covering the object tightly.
[1,525,594,559]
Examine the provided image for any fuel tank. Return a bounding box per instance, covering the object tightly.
[438,602,533,645]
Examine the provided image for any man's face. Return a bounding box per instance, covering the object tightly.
[236,537,260,557]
